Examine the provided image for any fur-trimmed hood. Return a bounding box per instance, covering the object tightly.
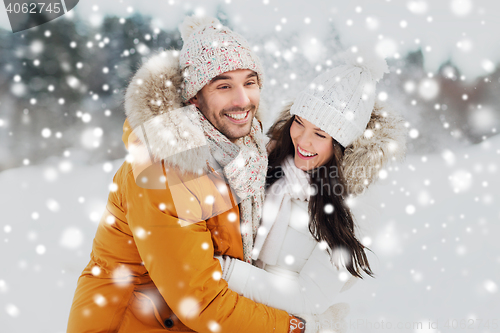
[123,51,266,175]
[124,51,209,174]
[267,101,407,196]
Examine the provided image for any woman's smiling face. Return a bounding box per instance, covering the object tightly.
[289,115,335,171]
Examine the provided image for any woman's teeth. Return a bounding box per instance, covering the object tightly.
[226,112,248,120]
[298,146,317,157]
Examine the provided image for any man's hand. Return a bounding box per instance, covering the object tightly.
[296,303,350,333]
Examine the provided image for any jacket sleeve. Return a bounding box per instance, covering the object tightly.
[226,243,358,315]
[124,162,290,333]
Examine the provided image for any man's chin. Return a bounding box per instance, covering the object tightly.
[223,124,253,142]
[227,131,252,142]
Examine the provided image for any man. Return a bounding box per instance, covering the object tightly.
[67,16,340,333]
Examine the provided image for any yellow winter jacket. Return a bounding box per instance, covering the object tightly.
[66,52,290,332]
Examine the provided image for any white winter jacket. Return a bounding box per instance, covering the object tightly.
[223,180,358,315]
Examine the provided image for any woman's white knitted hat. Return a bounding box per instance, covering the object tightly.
[290,51,389,147]
[179,16,264,102]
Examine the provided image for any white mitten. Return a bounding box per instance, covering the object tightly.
[214,255,225,270]
[296,303,350,333]
[214,255,238,281]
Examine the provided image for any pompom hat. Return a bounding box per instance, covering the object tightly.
[290,50,389,147]
[179,16,265,102]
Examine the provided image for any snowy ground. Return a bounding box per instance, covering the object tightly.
[1,135,499,332]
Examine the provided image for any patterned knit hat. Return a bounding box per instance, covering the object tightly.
[179,16,264,102]
[290,50,389,147]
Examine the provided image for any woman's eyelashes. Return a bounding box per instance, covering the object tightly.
[294,118,326,138]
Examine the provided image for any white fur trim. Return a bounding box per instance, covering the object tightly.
[124,51,209,174]
[342,101,407,196]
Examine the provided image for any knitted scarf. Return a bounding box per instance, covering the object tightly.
[196,109,268,263]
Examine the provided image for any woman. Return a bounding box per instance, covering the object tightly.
[216,51,407,328]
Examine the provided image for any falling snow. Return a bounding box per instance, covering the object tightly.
[1,1,499,332]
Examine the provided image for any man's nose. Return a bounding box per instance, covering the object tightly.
[231,86,251,108]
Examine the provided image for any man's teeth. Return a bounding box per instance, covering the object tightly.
[298,146,317,157]
[226,112,247,120]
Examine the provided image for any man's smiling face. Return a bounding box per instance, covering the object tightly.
[190,69,260,142]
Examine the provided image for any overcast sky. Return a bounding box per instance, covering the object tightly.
[1,0,500,79]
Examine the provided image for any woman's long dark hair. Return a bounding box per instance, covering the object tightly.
[266,113,374,278]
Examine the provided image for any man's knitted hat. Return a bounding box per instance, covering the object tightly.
[290,51,389,147]
[179,16,264,102]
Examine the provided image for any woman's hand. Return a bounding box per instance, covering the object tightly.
[295,303,350,333]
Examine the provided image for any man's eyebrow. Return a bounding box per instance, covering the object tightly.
[210,75,231,83]
[209,72,258,83]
